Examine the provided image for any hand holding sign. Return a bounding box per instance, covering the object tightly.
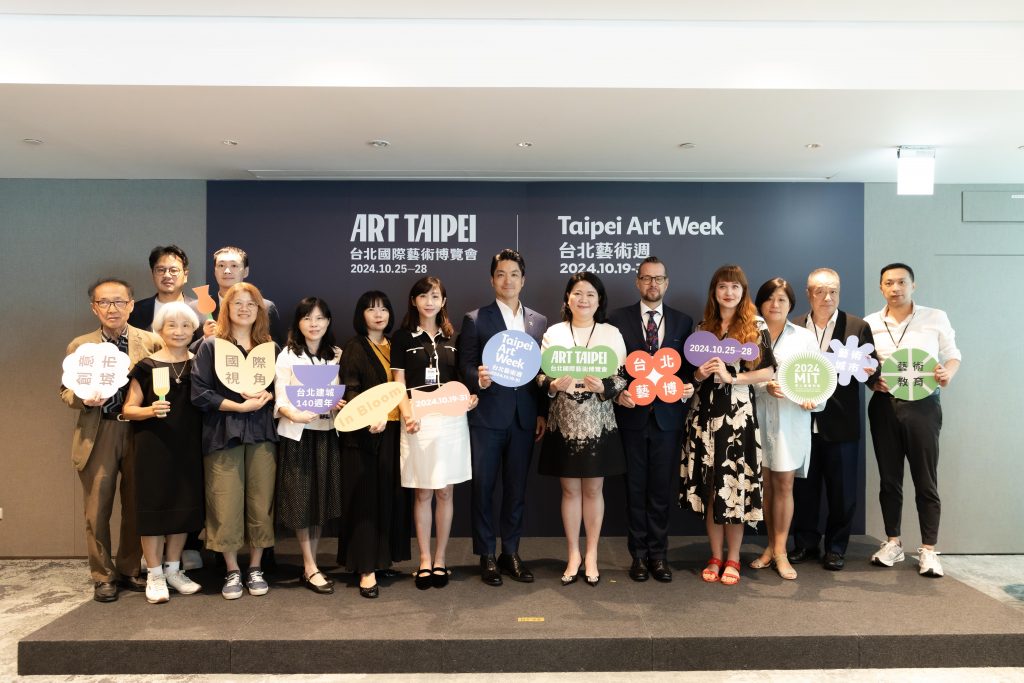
[410,381,473,418]
[823,335,879,386]
[482,331,542,388]
[335,381,405,432]
[777,352,837,406]
[880,347,938,401]
[541,345,619,380]
[284,365,343,412]
[624,348,688,405]
[152,366,171,401]
[192,285,217,319]
[214,339,276,395]
[62,342,131,400]
[683,330,760,367]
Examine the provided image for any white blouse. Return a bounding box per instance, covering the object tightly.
[274,346,342,442]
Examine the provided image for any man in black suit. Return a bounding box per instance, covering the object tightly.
[201,245,285,345]
[458,249,547,586]
[609,256,694,583]
[128,244,202,333]
[789,268,877,571]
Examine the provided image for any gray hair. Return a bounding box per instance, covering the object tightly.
[152,301,200,333]
[806,267,840,289]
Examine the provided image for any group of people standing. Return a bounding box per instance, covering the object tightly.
[61,243,960,606]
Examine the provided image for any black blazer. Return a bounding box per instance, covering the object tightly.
[608,302,695,432]
[458,301,547,432]
[795,309,877,443]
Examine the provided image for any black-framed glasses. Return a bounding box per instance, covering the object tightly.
[638,275,667,285]
[93,300,130,310]
[153,266,184,276]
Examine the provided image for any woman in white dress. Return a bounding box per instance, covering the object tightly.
[392,276,477,589]
[750,278,823,580]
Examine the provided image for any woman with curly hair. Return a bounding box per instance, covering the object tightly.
[680,265,776,586]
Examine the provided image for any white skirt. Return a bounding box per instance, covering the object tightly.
[400,413,472,489]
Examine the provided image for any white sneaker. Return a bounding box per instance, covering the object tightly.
[870,539,905,567]
[917,548,944,577]
[181,549,204,570]
[145,572,169,604]
[165,569,202,595]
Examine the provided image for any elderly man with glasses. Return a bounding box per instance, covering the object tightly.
[60,278,162,602]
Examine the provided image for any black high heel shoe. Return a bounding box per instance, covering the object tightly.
[560,570,581,586]
[585,574,600,587]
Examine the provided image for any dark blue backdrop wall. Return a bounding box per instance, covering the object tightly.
[208,180,865,538]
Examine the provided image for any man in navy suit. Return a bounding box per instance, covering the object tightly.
[609,256,694,583]
[200,246,285,345]
[458,249,547,586]
[128,244,202,333]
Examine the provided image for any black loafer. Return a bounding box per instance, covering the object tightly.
[94,581,118,602]
[629,557,650,582]
[119,575,146,592]
[497,553,534,583]
[788,547,820,565]
[649,559,673,583]
[823,552,846,571]
[480,554,503,586]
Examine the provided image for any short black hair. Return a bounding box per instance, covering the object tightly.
[286,297,338,361]
[147,245,189,270]
[880,262,915,283]
[754,277,797,315]
[490,248,526,277]
[353,290,395,336]
[213,246,248,268]
[561,272,609,323]
[88,277,133,300]
[637,255,666,275]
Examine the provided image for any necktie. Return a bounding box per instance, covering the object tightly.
[645,310,659,352]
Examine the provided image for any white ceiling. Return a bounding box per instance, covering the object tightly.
[2,2,1023,182]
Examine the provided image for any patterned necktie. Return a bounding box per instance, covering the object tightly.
[645,310,659,352]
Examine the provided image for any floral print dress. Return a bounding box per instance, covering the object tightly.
[680,325,775,527]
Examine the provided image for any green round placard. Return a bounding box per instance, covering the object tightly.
[880,347,939,401]
[777,352,837,406]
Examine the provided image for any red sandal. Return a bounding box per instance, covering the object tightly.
[701,557,724,583]
[721,560,741,586]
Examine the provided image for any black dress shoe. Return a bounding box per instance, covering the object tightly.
[119,575,146,592]
[376,567,400,579]
[431,566,450,588]
[497,553,534,583]
[823,552,846,571]
[414,568,433,590]
[359,584,380,599]
[788,547,820,565]
[649,559,673,583]
[94,581,118,602]
[302,571,335,594]
[480,554,503,586]
[585,574,600,587]
[628,557,650,582]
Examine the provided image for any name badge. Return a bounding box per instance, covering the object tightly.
[424,367,439,386]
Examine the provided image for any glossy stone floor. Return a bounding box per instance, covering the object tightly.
[4,551,1024,682]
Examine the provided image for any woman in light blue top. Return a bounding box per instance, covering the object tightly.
[751,278,823,580]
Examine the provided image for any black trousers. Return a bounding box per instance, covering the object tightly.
[469,423,535,556]
[791,435,859,555]
[868,392,942,545]
[620,415,682,560]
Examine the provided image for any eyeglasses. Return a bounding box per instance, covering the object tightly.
[810,288,840,299]
[638,275,667,285]
[153,266,183,276]
[231,301,258,310]
[93,300,130,310]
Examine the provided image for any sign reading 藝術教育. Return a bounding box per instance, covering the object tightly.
[335,381,405,432]
[214,339,276,395]
[683,330,761,367]
[61,342,131,400]
[482,330,542,388]
[284,364,343,412]
[542,345,619,379]
[880,347,939,401]
[777,352,837,406]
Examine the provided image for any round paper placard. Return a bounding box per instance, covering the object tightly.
[880,347,939,401]
[482,330,542,388]
[777,352,837,406]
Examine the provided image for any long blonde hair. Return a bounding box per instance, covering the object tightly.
[216,282,272,347]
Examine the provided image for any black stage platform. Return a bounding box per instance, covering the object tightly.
[18,536,1024,675]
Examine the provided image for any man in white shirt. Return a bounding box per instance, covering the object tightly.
[865,263,961,577]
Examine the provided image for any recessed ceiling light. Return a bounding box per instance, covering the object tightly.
[368,139,390,148]
[678,142,696,149]
[805,143,822,149]
[222,139,239,146]
[517,141,533,148]
[22,138,44,145]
